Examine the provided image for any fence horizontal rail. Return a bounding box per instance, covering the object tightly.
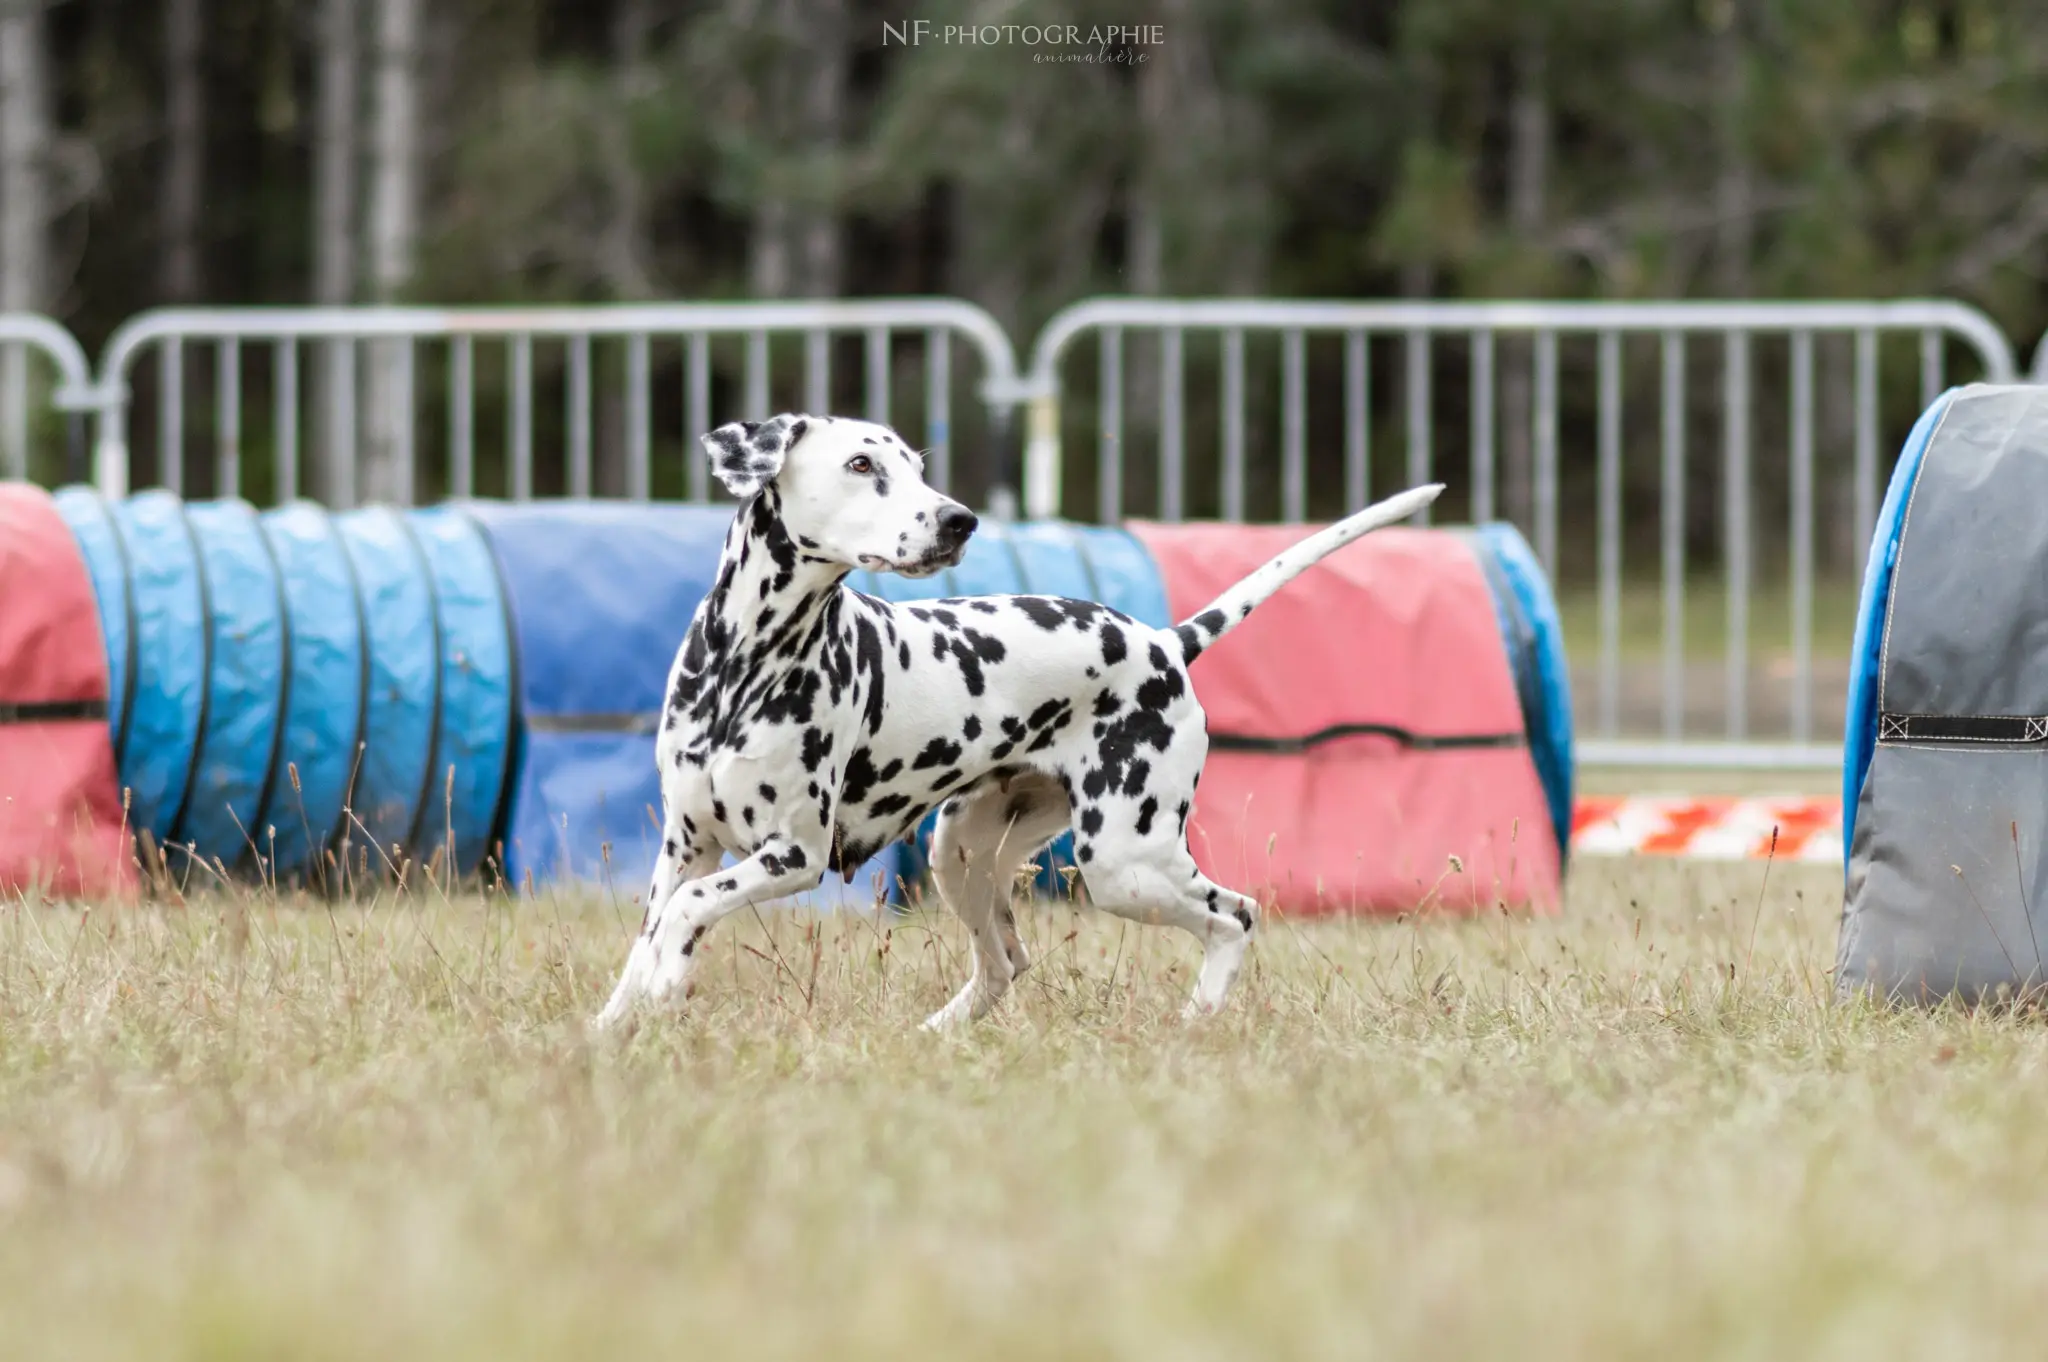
[1021,297,2020,769]
[91,301,1024,508]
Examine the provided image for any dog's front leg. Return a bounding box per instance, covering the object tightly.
[593,834,827,1028]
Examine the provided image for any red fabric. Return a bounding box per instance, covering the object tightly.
[1128,521,1559,916]
[0,484,135,899]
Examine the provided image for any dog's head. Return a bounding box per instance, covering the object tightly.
[702,414,977,578]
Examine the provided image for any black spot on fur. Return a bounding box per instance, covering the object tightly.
[913,736,964,770]
[1135,797,1159,836]
[1098,623,1128,666]
[1080,808,1104,836]
[962,715,982,740]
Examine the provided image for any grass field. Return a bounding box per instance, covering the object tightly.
[3,861,2045,1361]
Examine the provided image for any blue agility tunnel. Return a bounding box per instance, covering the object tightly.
[1464,523,1576,863]
[55,491,514,881]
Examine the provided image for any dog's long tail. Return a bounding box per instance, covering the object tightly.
[1170,482,1445,664]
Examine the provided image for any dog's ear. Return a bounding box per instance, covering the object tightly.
[702,415,808,497]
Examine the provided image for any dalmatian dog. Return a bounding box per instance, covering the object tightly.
[592,412,1442,1031]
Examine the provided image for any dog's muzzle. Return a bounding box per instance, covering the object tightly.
[896,504,977,576]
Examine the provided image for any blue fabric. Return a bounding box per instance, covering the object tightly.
[1005,520,1103,603]
[1843,389,1958,865]
[177,500,289,867]
[467,500,901,903]
[108,490,207,845]
[335,507,441,865]
[259,501,366,877]
[1468,523,1576,861]
[52,487,135,754]
[1079,526,1174,628]
[410,506,517,877]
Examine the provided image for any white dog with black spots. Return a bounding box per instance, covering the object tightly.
[593,413,1441,1030]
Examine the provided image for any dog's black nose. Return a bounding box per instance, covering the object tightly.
[935,505,978,548]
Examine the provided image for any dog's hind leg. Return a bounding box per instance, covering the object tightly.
[1079,851,1259,1019]
[921,774,1070,1031]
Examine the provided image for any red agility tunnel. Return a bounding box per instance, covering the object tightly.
[1129,520,1568,917]
[0,485,134,899]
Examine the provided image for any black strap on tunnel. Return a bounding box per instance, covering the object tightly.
[1207,722,1527,756]
[324,505,376,873]
[164,496,215,849]
[396,512,448,861]
[457,504,521,879]
[240,507,297,869]
[0,699,109,724]
[1878,712,2048,744]
[86,486,143,767]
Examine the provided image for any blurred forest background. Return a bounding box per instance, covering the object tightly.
[2,0,2046,594]
[5,0,2045,348]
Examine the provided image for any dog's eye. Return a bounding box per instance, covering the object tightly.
[846,455,874,475]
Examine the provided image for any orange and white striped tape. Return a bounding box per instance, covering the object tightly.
[1571,795,1842,863]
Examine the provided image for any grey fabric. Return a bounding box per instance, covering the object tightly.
[1880,385,2048,718]
[1840,745,2048,1002]
[1840,384,2048,1003]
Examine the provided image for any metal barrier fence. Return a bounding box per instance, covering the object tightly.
[7,297,2046,770]
[90,301,1023,507]
[1018,299,2019,768]
[0,314,96,484]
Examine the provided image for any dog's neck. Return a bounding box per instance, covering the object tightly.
[703,488,851,654]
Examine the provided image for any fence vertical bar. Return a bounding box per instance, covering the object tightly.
[1920,329,1943,411]
[921,328,951,494]
[746,330,769,422]
[568,333,592,498]
[216,339,240,498]
[1854,328,1878,584]
[1660,330,1686,741]
[805,329,830,416]
[1471,331,1495,524]
[510,335,533,500]
[1790,329,1815,744]
[1596,331,1621,738]
[1282,328,1306,523]
[1724,331,1751,741]
[1160,327,1184,522]
[449,336,473,498]
[865,327,890,425]
[332,340,356,507]
[1344,330,1369,512]
[1098,327,1123,523]
[686,334,709,502]
[393,339,416,504]
[627,332,651,501]
[273,339,298,503]
[1535,330,1559,573]
[1221,328,1245,521]
[160,340,184,495]
[1405,329,1430,525]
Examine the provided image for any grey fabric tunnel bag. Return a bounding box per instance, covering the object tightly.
[1840,385,2048,1004]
